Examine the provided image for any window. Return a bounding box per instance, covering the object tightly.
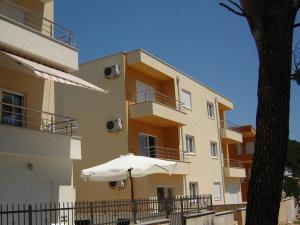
[186,135,195,154]
[207,102,215,119]
[139,133,157,158]
[189,182,198,198]
[181,89,192,110]
[210,142,218,158]
[213,182,222,201]
[1,89,24,127]
[136,81,155,103]
[157,187,174,200]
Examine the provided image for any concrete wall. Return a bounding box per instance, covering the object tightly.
[278,197,298,225]
[184,211,215,225]
[177,70,230,204]
[215,211,235,225]
[55,53,130,201]
[236,208,246,225]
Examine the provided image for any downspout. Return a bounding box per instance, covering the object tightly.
[176,76,187,195]
[215,97,226,205]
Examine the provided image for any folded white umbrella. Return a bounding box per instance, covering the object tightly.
[81,153,176,182]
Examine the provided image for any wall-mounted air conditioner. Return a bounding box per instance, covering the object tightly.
[106,118,123,132]
[104,65,120,79]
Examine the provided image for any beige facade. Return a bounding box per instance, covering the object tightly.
[56,49,245,205]
[0,0,86,204]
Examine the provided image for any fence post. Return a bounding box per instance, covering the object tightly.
[197,195,200,212]
[180,197,185,225]
[133,200,137,224]
[28,204,32,225]
[209,195,213,211]
[89,202,94,225]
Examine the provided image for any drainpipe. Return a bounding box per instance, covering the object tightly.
[176,77,185,160]
[215,97,226,205]
[177,77,187,195]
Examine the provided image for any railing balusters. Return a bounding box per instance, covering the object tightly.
[0,102,78,136]
[0,0,75,46]
[0,195,212,225]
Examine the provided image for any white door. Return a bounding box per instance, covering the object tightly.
[0,180,52,205]
[27,180,52,204]
[228,183,239,204]
[0,180,26,205]
[139,133,157,158]
[136,80,154,103]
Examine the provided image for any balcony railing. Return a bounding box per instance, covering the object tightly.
[0,0,75,46]
[220,120,241,133]
[137,146,185,161]
[223,158,244,168]
[0,102,78,136]
[129,89,184,112]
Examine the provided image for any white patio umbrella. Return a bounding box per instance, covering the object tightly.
[81,153,176,202]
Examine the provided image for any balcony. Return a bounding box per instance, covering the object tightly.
[129,90,187,127]
[0,102,81,159]
[223,159,246,178]
[127,50,176,80]
[220,120,243,144]
[0,0,78,71]
[132,146,191,175]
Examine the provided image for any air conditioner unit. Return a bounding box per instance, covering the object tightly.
[104,65,120,79]
[108,180,125,189]
[106,118,123,132]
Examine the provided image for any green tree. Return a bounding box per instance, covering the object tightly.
[286,140,300,177]
[219,1,300,225]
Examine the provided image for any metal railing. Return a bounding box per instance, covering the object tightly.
[138,146,185,162]
[223,158,245,168]
[238,147,254,155]
[129,90,185,112]
[220,120,241,133]
[0,0,75,46]
[0,195,212,225]
[0,102,78,136]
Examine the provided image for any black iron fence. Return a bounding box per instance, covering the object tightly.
[0,195,212,225]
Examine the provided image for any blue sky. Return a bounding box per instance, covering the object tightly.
[55,0,300,141]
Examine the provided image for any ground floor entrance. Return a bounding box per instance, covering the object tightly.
[0,179,52,205]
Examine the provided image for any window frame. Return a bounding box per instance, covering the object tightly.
[181,89,192,110]
[210,141,218,159]
[185,135,195,155]
[189,182,199,198]
[207,101,215,119]
[213,182,222,201]
[0,87,25,127]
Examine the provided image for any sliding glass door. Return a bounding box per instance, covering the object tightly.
[139,133,157,158]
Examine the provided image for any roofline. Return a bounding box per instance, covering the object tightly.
[128,49,233,103]
[80,51,126,65]
[80,48,233,103]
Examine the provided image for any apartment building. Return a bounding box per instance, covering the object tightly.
[0,0,105,204]
[56,49,246,205]
[227,125,256,202]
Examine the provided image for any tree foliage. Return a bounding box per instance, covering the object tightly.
[286,140,300,177]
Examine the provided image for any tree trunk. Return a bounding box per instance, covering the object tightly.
[240,1,297,225]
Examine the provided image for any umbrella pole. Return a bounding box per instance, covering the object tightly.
[128,168,137,224]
